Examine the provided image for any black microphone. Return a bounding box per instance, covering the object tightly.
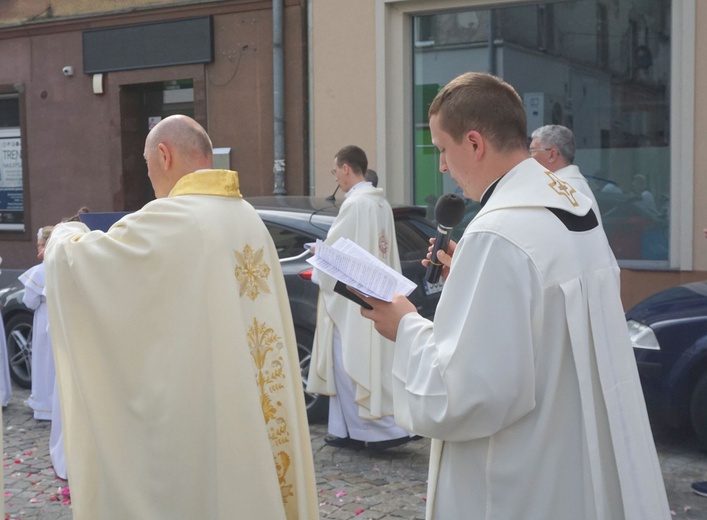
[325,185,339,202]
[425,194,466,284]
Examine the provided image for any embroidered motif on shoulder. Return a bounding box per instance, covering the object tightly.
[247,318,294,504]
[545,170,578,207]
[378,230,389,260]
[235,245,271,300]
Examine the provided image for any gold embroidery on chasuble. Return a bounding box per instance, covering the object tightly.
[168,169,242,198]
[248,318,295,504]
[235,245,271,300]
[545,170,579,207]
[378,230,389,260]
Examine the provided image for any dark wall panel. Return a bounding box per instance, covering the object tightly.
[83,16,213,73]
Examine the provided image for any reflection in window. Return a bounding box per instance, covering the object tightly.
[413,0,671,264]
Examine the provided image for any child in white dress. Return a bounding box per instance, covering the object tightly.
[0,256,12,407]
[19,226,55,420]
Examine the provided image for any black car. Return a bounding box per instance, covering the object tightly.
[626,280,707,446]
[0,281,33,390]
[0,196,443,422]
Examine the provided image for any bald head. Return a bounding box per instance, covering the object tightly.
[144,115,214,198]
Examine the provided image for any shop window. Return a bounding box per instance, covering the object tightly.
[0,91,25,234]
[412,0,671,265]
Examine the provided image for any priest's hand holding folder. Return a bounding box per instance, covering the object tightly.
[354,234,455,342]
[306,238,416,302]
[307,237,418,340]
[356,292,417,342]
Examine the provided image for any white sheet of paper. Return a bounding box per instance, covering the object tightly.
[307,238,416,301]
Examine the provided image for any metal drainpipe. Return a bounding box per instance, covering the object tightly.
[272,0,286,195]
[488,9,496,76]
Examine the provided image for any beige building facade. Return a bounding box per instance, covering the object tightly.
[0,0,705,308]
[0,0,308,268]
[308,0,706,308]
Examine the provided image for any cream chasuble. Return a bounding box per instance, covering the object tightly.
[45,170,318,520]
[308,184,401,419]
[393,159,670,520]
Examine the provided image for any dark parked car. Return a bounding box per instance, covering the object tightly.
[627,280,707,446]
[0,196,443,422]
[0,281,33,389]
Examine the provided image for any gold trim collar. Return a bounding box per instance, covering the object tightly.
[169,170,242,198]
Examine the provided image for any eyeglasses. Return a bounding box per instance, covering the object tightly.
[528,147,552,155]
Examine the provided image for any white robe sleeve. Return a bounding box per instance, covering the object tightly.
[392,231,541,441]
[19,264,45,311]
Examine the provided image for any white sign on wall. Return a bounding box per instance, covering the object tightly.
[0,128,24,232]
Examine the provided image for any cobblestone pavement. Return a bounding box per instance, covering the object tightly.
[3,383,707,519]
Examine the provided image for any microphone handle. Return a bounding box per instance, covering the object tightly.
[326,185,340,201]
[425,225,452,285]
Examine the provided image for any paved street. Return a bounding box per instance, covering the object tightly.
[3,383,707,519]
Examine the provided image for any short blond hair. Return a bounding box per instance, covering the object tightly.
[428,72,527,152]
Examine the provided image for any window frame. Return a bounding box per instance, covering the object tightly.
[0,83,30,241]
[376,0,695,270]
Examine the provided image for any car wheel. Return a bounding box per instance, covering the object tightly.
[690,372,707,448]
[295,325,328,423]
[5,313,33,389]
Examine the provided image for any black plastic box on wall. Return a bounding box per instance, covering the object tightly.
[83,16,213,74]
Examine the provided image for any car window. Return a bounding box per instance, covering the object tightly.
[395,216,435,261]
[264,223,313,260]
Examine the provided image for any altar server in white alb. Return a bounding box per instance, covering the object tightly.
[44,115,318,520]
[308,145,415,450]
[360,72,670,519]
[0,256,12,409]
[19,226,56,420]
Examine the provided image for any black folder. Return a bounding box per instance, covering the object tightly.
[334,280,373,310]
[79,212,130,232]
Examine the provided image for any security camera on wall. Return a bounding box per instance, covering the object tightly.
[62,66,74,77]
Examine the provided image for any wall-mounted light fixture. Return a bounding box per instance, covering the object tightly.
[92,74,104,95]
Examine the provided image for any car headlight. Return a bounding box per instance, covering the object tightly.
[627,319,660,350]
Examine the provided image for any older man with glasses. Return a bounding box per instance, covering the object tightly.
[529,124,602,223]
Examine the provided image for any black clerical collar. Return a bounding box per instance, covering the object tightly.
[480,177,503,208]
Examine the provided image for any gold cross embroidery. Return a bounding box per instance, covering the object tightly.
[545,171,579,207]
[234,245,271,301]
